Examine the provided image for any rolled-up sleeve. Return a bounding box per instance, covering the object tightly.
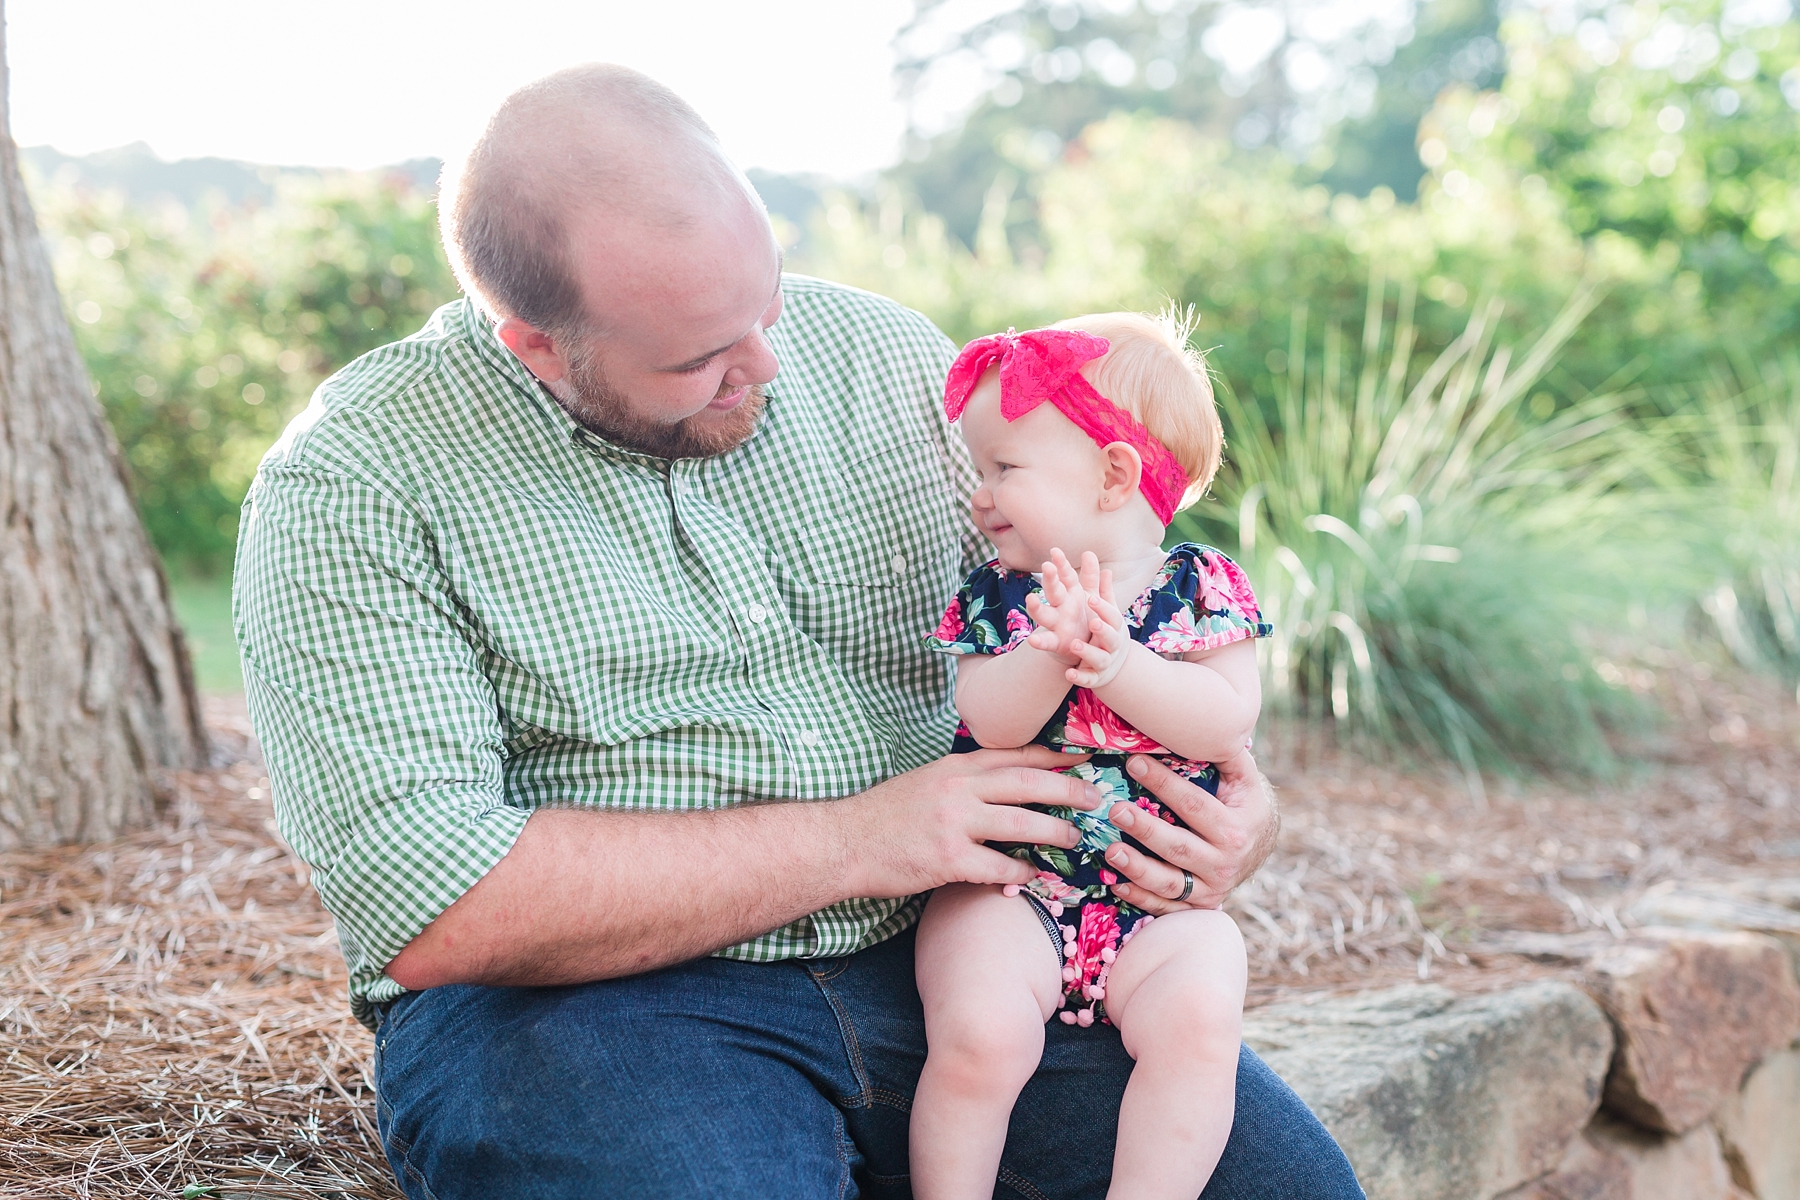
[234,452,529,1023]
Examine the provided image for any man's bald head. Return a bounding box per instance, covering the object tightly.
[440,63,755,337]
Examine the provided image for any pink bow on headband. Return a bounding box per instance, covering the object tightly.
[943,327,1191,526]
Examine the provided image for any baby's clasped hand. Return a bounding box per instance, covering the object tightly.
[1024,548,1132,689]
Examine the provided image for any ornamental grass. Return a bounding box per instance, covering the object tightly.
[1176,272,1657,794]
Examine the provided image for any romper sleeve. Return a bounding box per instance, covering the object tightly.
[923,560,1035,655]
[1142,544,1275,655]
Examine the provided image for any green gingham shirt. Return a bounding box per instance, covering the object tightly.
[234,277,984,1026]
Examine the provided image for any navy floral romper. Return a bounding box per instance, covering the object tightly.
[925,543,1270,1025]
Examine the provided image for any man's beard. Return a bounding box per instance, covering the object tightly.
[550,342,766,460]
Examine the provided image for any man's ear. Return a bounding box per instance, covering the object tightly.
[496,317,572,384]
[1099,442,1144,511]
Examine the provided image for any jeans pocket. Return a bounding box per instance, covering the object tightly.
[376,988,424,1045]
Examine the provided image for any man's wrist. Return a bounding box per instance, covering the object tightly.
[809,790,872,899]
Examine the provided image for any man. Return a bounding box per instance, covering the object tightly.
[235,64,1363,1199]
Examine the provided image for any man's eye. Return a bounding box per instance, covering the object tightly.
[681,358,717,375]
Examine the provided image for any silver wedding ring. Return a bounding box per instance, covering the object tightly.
[1178,870,1194,902]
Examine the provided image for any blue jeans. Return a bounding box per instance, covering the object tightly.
[373,926,1363,1199]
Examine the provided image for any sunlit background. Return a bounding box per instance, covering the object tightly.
[8,0,916,175]
[14,0,1800,776]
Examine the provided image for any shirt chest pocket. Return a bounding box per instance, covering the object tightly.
[788,438,979,683]
[801,439,959,590]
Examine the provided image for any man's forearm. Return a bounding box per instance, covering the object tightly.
[384,746,1103,992]
[385,800,858,990]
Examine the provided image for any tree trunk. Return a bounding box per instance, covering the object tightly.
[0,6,206,849]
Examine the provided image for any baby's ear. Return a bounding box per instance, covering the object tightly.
[1099,442,1144,511]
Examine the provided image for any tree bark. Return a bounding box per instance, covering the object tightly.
[0,5,206,848]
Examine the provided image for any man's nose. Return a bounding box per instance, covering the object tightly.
[721,331,779,390]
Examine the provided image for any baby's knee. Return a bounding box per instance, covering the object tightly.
[1125,913,1248,1027]
[925,1009,1045,1093]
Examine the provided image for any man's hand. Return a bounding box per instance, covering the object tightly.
[1095,748,1278,912]
[842,745,1101,896]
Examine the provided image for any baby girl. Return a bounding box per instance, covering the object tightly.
[915,313,1270,1199]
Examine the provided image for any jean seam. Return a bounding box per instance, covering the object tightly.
[808,965,875,1106]
[377,989,419,1037]
[866,1087,912,1113]
[997,1166,1053,1200]
[808,960,850,984]
[833,1102,855,1200]
[399,1150,443,1200]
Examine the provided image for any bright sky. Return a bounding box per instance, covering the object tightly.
[5,0,918,177]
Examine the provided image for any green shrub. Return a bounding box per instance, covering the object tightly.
[35,174,458,572]
[795,114,1666,409]
[1431,0,1800,383]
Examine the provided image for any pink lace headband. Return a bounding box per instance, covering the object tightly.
[943,327,1191,526]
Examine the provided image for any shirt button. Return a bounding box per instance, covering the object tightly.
[799,729,821,747]
[889,554,907,575]
[747,603,768,624]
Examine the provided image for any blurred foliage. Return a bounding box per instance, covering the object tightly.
[797,0,1800,770]
[167,570,243,694]
[21,0,1800,756]
[1619,362,1800,687]
[35,174,456,571]
[866,0,1800,391]
[797,112,1683,401]
[1432,0,1800,379]
[892,0,1504,246]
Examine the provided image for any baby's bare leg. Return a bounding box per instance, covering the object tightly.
[911,882,1065,1200]
[1098,909,1247,1200]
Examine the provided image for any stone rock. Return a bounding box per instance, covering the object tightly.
[1627,882,1800,979]
[1582,1114,1751,1200]
[1244,982,1613,1200]
[1714,1048,1800,1200]
[1736,878,1800,913]
[1494,1130,1631,1200]
[1498,1115,1759,1200]
[1582,930,1800,1135]
[1473,931,1624,963]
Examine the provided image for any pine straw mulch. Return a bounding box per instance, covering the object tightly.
[5,658,1799,1197]
[1233,647,1800,1006]
[0,701,396,1200]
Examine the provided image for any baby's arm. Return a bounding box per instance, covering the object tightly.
[1092,637,1261,764]
[956,552,1096,748]
[1056,553,1262,763]
[955,650,1071,748]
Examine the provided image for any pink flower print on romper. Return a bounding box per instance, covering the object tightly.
[1145,607,1207,654]
[1199,551,1261,620]
[1064,688,1168,754]
[930,596,965,642]
[1026,871,1083,915]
